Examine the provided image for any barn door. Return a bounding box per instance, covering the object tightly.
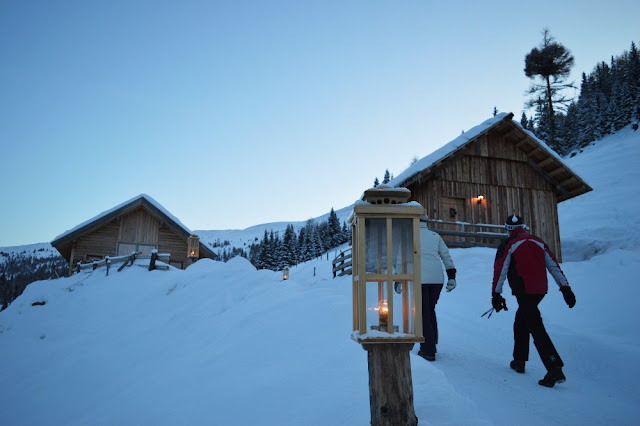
[440,197,466,242]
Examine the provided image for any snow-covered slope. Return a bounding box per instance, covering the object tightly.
[0,243,60,266]
[195,204,353,252]
[0,126,639,425]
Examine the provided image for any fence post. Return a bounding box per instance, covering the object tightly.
[149,251,158,271]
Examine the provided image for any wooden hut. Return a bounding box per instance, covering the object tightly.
[388,113,592,261]
[51,194,215,274]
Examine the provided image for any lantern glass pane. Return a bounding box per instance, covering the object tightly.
[387,280,415,335]
[365,218,387,274]
[365,280,388,330]
[391,218,413,275]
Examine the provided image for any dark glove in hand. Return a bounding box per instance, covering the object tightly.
[492,292,507,312]
[560,286,576,308]
[446,268,457,280]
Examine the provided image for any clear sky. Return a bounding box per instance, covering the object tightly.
[1,0,638,247]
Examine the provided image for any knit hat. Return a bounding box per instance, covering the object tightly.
[505,214,525,231]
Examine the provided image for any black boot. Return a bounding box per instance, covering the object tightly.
[418,350,436,361]
[510,360,525,374]
[538,367,566,388]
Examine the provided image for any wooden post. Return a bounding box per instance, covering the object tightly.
[149,252,157,271]
[68,244,76,277]
[362,343,418,426]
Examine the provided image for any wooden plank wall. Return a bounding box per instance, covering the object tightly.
[73,221,120,261]
[118,209,160,245]
[407,131,563,260]
[158,226,188,266]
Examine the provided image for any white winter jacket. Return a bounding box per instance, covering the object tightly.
[420,222,455,284]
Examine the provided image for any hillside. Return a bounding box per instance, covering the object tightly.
[0,126,639,425]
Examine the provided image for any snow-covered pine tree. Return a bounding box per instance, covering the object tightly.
[327,208,342,248]
[382,169,391,184]
[281,224,298,268]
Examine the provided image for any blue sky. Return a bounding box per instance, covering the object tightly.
[1,0,638,247]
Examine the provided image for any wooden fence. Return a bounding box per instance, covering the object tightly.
[76,251,171,276]
[332,247,352,278]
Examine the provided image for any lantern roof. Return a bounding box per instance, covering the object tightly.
[348,185,424,223]
[361,185,411,205]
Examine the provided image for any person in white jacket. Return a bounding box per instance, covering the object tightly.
[417,215,456,361]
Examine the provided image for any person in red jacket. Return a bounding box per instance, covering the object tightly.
[492,214,576,388]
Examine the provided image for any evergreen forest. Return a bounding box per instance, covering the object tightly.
[522,41,640,155]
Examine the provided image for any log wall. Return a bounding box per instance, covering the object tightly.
[407,132,563,260]
[69,207,192,269]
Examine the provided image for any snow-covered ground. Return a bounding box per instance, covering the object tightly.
[1,126,639,425]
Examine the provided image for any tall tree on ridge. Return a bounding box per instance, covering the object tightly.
[382,169,391,184]
[524,28,575,149]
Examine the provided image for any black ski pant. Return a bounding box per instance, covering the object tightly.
[513,294,564,371]
[420,283,443,355]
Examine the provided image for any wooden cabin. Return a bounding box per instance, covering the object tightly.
[388,113,592,261]
[51,194,215,274]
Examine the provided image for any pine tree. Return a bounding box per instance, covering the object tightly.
[281,224,298,268]
[520,112,529,129]
[524,28,575,146]
[382,169,391,184]
[256,230,270,269]
[327,208,341,248]
[628,42,640,121]
[373,177,379,188]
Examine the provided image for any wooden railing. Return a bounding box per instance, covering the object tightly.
[427,219,513,248]
[332,247,352,278]
[331,221,514,277]
[76,251,171,276]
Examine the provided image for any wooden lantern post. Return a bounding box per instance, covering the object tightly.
[348,186,424,426]
[187,234,200,265]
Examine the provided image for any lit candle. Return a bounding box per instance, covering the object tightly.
[379,299,389,327]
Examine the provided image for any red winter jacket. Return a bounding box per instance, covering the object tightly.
[492,228,569,295]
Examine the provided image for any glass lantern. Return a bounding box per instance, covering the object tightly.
[349,186,424,344]
[187,234,200,259]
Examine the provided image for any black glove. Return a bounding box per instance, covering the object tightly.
[560,286,576,308]
[491,292,508,312]
[446,268,457,280]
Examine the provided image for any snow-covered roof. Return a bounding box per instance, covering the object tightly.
[388,112,592,202]
[52,194,192,245]
[388,113,511,187]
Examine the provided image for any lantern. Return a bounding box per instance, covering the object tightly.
[348,186,424,344]
[283,268,290,280]
[187,234,200,259]
[477,195,484,204]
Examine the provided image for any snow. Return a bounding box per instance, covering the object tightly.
[1,126,640,425]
